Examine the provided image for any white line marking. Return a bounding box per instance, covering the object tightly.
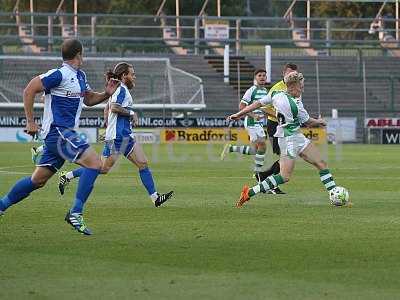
[0,165,32,170]
[0,170,32,175]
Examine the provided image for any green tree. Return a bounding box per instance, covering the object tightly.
[311,2,390,41]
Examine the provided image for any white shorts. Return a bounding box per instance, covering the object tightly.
[245,124,266,143]
[278,132,311,159]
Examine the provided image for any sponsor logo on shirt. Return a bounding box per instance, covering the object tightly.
[66,91,84,97]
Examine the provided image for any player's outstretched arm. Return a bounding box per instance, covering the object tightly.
[110,103,132,116]
[23,76,44,136]
[227,100,262,121]
[304,117,327,128]
[84,78,120,107]
[110,103,137,124]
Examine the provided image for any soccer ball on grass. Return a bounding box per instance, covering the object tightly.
[329,186,350,207]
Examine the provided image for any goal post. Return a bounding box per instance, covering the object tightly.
[0,55,206,110]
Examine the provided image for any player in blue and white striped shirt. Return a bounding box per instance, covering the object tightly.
[0,39,120,235]
[59,62,174,207]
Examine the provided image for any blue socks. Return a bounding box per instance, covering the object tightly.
[139,167,156,196]
[0,169,99,214]
[72,168,84,178]
[0,177,38,211]
[70,168,100,214]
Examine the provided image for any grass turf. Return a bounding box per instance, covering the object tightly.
[0,142,399,299]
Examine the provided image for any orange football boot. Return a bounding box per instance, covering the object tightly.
[236,185,250,208]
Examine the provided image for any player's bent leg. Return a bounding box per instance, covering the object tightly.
[236,157,294,208]
[65,147,101,235]
[223,144,256,159]
[58,155,116,196]
[58,168,85,196]
[254,139,266,174]
[31,166,55,188]
[299,142,326,170]
[58,146,106,196]
[261,137,281,180]
[126,141,149,170]
[278,157,295,183]
[0,166,54,214]
[77,147,102,170]
[127,143,174,207]
[73,147,102,214]
[299,143,336,192]
[100,154,118,174]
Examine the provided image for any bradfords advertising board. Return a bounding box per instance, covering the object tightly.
[365,118,400,128]
[161,128,249,144]
[161,128,326,144]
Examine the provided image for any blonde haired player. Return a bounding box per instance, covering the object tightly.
[228,71,338,208]
[256,63,299,194]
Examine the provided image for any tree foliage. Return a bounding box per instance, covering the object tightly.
[310,1,394,41]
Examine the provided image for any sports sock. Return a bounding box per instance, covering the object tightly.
[70,168,100,214]
[66,168,84,180]
[319,169,336,191]
[0,177,38,211]
[254,150,265,173]
[150,192,159,202]
[139,167,156,196]
[249,174,285,197]
[229,145,256,155]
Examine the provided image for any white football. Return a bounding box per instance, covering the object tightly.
[329,186,350,206]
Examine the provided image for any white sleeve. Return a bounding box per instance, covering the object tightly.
[298,101,310,124]
[259,93,273,106]
[241,87,253,105]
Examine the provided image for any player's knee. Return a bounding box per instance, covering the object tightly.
[137,160,148,170]
[257,143,267,153]
[87,156,102,170]
[31,176,48,188]
[317,160,328,170]
[100,167,110,174]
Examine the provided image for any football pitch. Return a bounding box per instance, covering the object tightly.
[0,142,399,299]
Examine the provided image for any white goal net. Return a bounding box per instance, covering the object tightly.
[0,56,205,110]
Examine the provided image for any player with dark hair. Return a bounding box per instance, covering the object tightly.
[0,39,120,235]
[220,68,268,175]
[58,62,174,207]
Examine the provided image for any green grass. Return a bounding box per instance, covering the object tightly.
[0,142,399,299]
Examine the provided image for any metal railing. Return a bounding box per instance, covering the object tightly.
[0,12,399,55]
